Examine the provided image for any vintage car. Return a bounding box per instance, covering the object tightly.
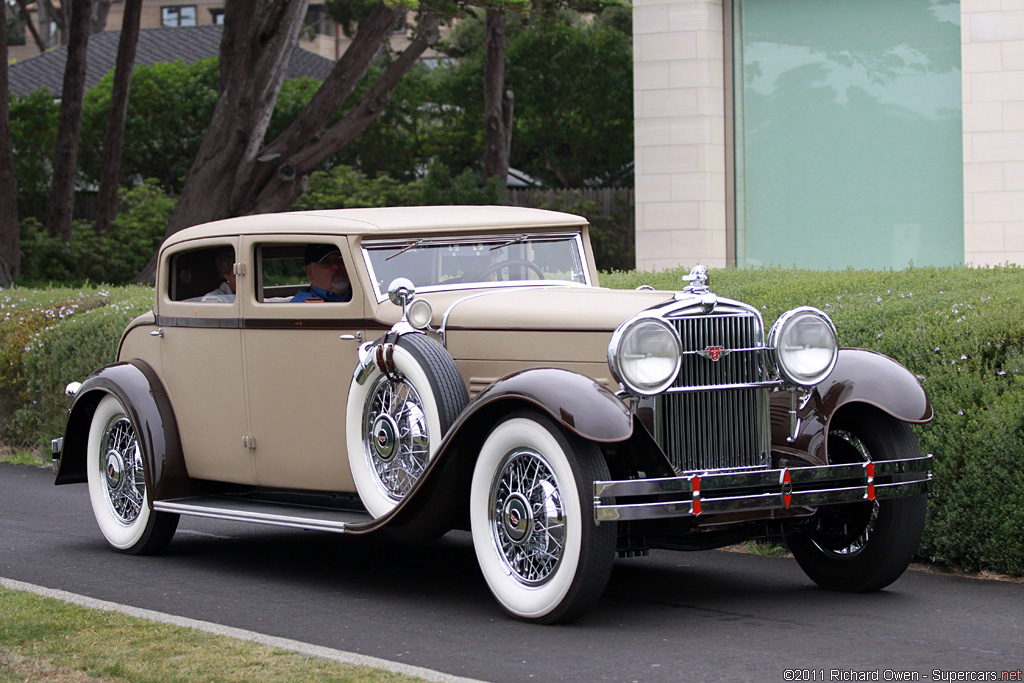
[52,206,933,624]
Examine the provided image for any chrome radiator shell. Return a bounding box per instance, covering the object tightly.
[655,308,772,473]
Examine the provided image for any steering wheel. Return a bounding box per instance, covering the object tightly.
[475,259,545,282]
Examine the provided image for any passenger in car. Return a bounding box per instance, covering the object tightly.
[291,244,352,302]
[200,248,236,302]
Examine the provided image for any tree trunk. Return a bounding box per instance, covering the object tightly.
[38,0,67,45]
[245,11,439,214]
[91,0,112,34]
[134,2,439,283]
[94,0,142,234]
[13,0,47,52]
[45,0,91,242]
[1,1,21,284]
[483,9,513,195]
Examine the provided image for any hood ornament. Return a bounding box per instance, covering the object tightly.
[682,265,716,312]
[683,265,709,294]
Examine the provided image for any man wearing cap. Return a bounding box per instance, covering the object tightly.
[291,244,352,302]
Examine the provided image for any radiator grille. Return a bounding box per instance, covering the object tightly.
[658,313,771,473]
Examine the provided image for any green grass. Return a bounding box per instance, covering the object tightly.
[0,586,428,683]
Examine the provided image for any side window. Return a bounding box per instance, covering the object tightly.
[169,246,236,303]
[256,242,351,303]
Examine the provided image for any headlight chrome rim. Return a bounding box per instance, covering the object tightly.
[608,317,682,396]
[768,307,838,386]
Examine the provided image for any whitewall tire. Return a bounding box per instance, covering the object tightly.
[86,394,177,554]
[470,411,615,624]
[346,334,467,518]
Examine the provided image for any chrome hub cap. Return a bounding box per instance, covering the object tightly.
[489,449,566,586]
[502,493,533,545]
[371,414,399,462]
[105,450,124,489]
[363,376,429,501]
[99,415,145,526]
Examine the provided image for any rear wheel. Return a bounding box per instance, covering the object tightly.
[470,411,615,624]
[86,394,178,554]
[787,407,926,592]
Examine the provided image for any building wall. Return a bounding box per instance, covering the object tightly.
[635,0,1024,271]
[633,0,729,271]
[962,0,1024,266]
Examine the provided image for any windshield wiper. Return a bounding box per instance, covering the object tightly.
[386,238,426,261]
[489,234,528,251]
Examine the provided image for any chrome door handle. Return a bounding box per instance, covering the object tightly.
[340,332,363,342]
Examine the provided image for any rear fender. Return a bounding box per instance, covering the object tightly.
[777,349,932,464]
[55,360,194,501]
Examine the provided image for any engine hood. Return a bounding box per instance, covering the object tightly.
[437,286,679,332]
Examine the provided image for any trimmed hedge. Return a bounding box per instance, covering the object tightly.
[4,265,1023,575]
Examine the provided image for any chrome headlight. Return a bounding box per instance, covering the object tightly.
[768,307,838,386]
[608,318,681,395]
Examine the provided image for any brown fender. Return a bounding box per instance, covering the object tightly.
[454,367,634,443]
[349,367,634,537]
[55,360,196,501]
[774,348,932,465]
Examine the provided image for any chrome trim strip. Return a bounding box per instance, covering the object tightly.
[593,454,934,523]
[153,498,372,534]
[660,380,783,394]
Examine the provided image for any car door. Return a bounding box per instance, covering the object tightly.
[156,238,258,485]
[238,235,367,492]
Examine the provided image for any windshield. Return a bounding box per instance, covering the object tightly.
[363,233,590,299]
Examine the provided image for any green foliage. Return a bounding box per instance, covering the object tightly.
[433,8,634,187]
[8,89,59,222]
[291,162,502,210]
[292,165,421,209]
[19,181,175,285]
[79,59,220,196]
[0,286,150,448]
[505,12,633,187]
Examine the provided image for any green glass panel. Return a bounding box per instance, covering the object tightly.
[734,0,963,269]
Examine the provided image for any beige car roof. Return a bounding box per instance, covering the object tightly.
[163,206,588,248]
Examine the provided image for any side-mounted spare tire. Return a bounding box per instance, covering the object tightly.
[346,333,469,518]
[86,394,179,554]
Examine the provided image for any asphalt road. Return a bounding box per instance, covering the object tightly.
[2,462,1022,682]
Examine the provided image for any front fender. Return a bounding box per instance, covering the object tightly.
[777,348,932,464]
[55,360,193,501]
[458,368,633,443]
[352,368,634,537]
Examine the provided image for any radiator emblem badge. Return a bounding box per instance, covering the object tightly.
[699,345,729,362]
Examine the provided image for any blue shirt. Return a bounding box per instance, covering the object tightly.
[291,286,351,303]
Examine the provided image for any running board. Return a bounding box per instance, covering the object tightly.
[153,495,373,534]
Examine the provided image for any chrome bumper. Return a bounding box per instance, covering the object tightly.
[593,454,933,523]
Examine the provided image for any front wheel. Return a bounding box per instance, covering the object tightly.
[787,407,926,592]
[86,394,178,554]
[470,411,615,624]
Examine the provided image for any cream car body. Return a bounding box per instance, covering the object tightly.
[54,206,934,624]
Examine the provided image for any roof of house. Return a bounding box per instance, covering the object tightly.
[8,25,335,97]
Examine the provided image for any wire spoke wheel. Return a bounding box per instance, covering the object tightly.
[490,449,566,586]
[86,394,178,554]
[363,375,430,501]
[346,333,468,519]
[99,415,146,525]
[470,411,615,623]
